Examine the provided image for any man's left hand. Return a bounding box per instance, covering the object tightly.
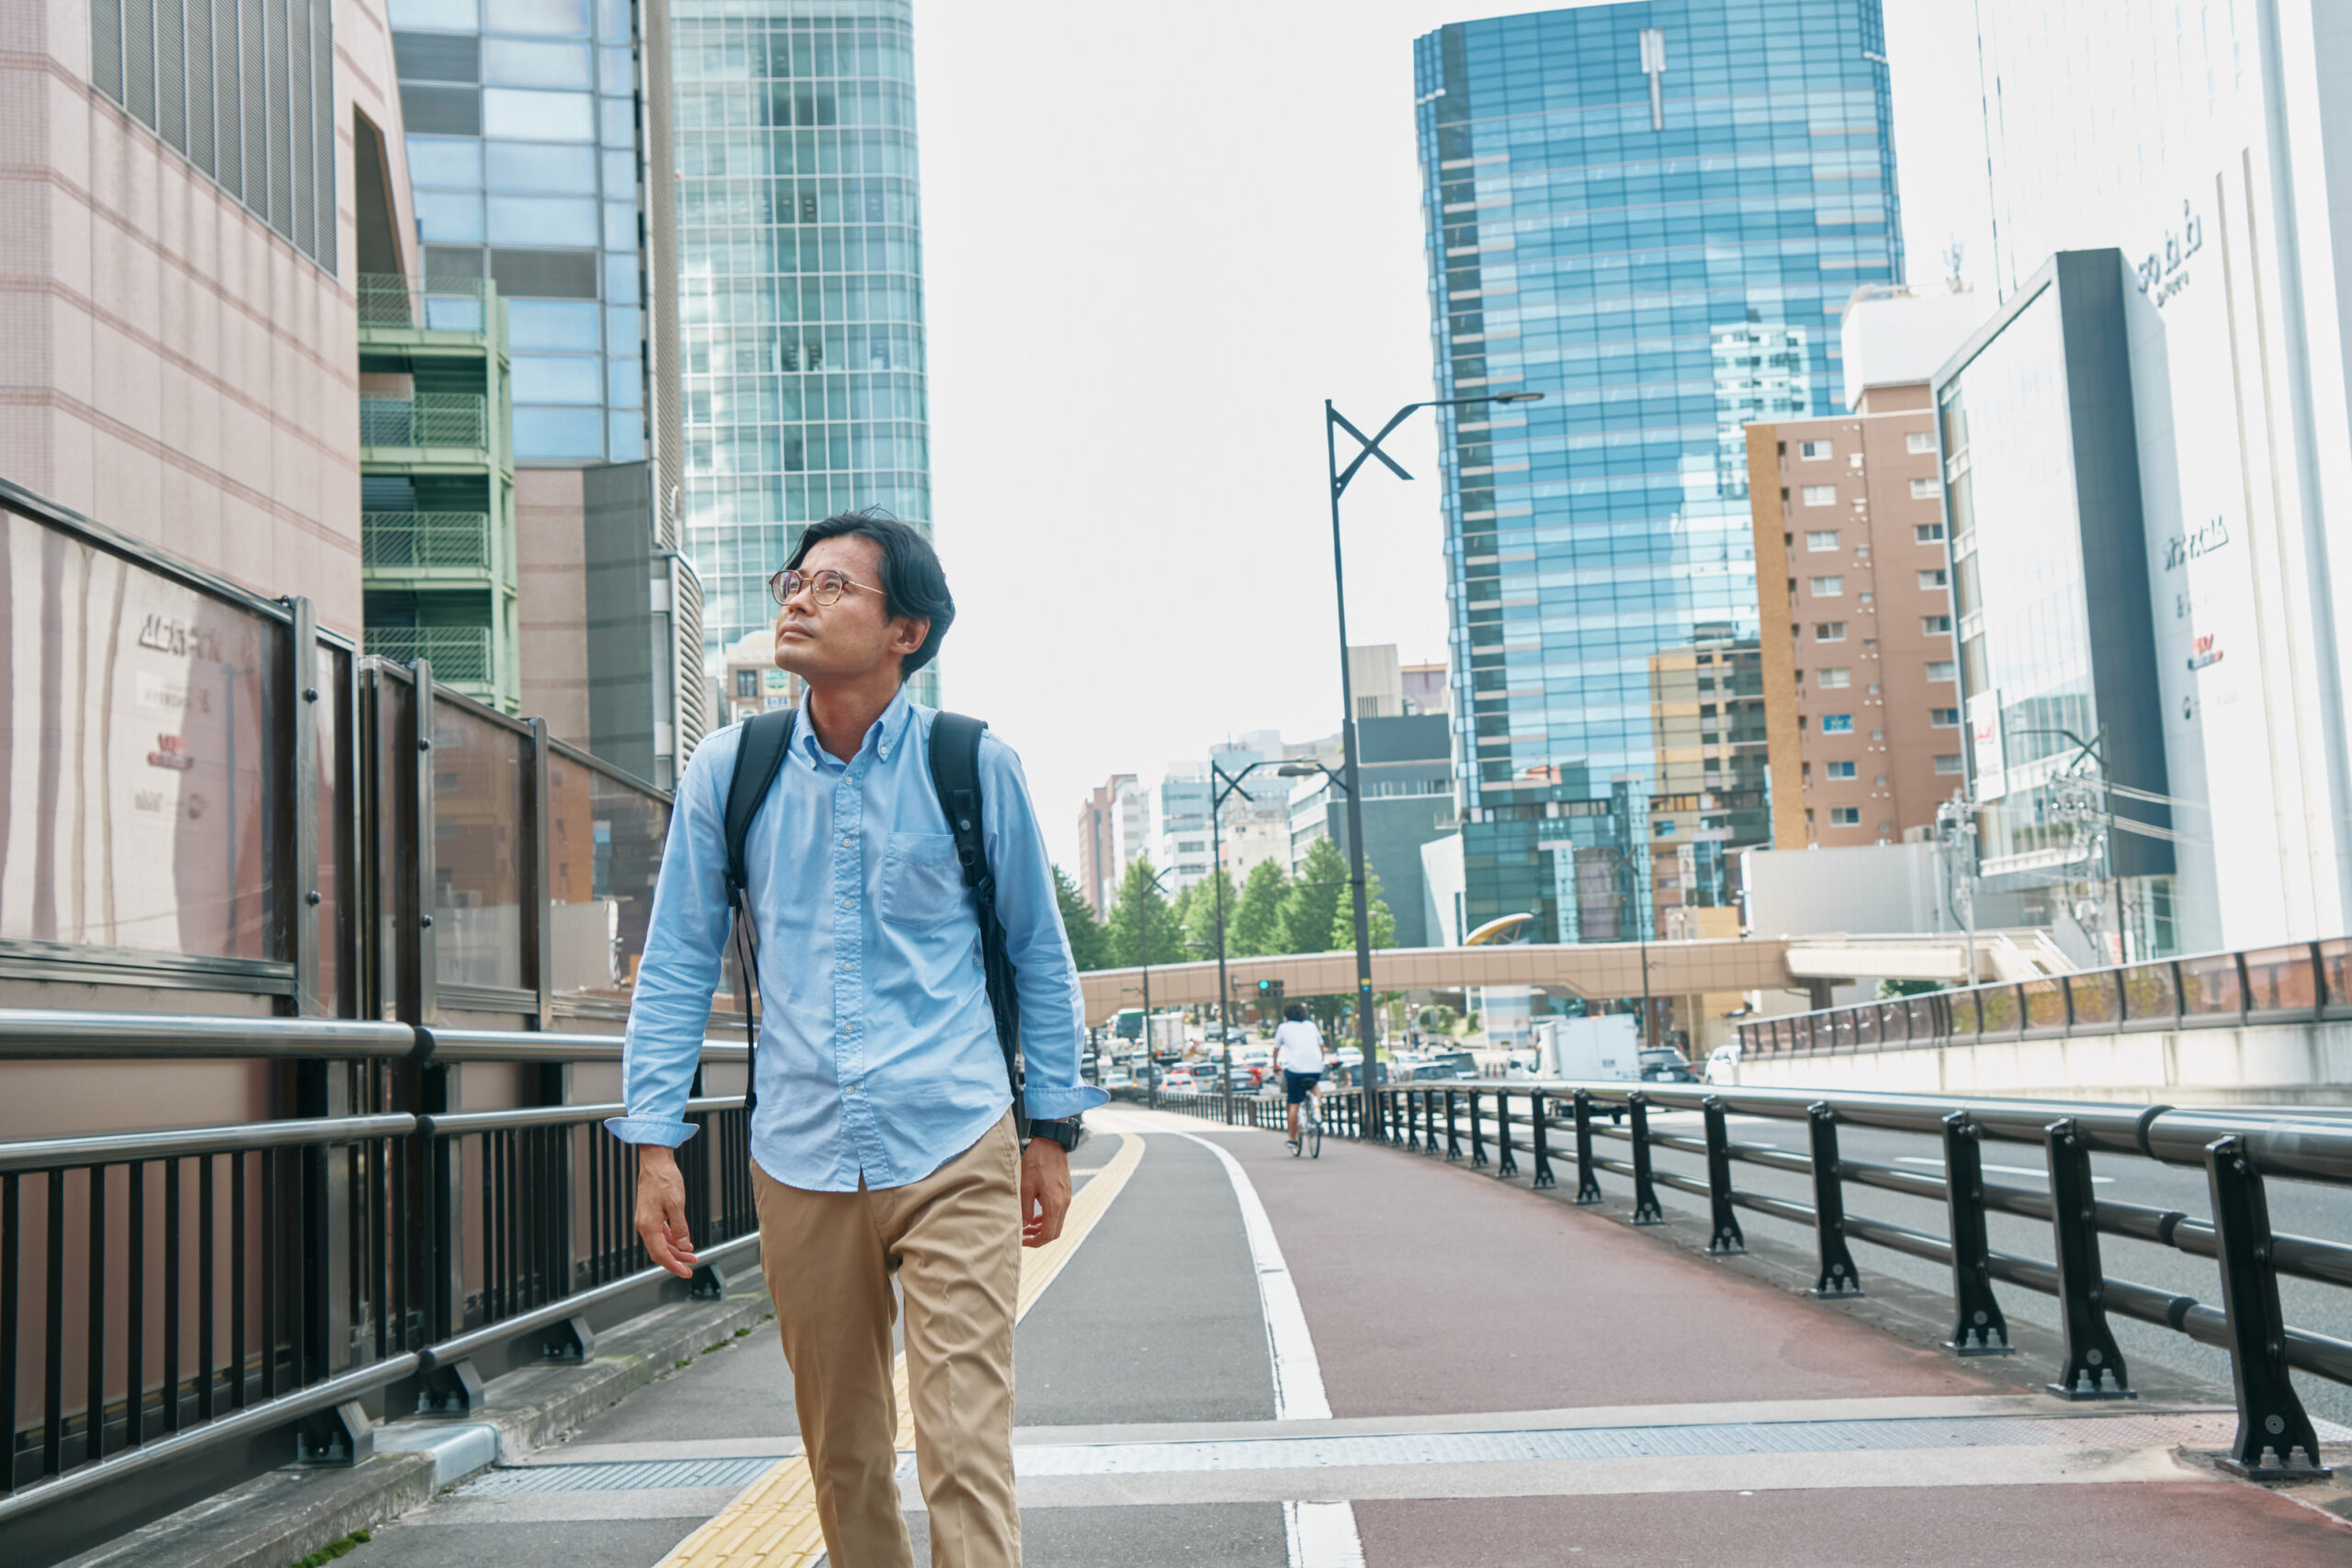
[1019,1136,1071,1248]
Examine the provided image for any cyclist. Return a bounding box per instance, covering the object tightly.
[1274,1002,1325,1148]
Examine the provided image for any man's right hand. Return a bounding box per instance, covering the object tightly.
[634,1145,700,1280]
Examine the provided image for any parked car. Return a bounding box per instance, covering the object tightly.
[1639,1048,1701,1084]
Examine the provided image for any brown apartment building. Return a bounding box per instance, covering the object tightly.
[1746,384,1965,848]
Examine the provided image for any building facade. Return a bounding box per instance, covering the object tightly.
[2,0,422,636]
[1076,773,1146,917]
[1933,251,2180,960]
[1289,713,1456,950]
[1747,386,1962,848]
[669,0,937,707]
[1966,0,2352,948]
[387,0,703,776]
[1414,1,1902,965]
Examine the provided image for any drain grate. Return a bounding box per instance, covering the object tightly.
[453,1411,2347,1492]
[1009,1413,2271,1477]
[465,1455,787,1493]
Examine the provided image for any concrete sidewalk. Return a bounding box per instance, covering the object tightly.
[345,1107,2349,1566]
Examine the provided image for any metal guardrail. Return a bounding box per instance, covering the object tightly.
[1157,1078,2351,1480]
[359,394,489,450]
[0,1016,752,1531]
[364,626,493,683]
[362,511,492,570]
[1736,938,2352,1059]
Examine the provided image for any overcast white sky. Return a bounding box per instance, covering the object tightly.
[909,0,1994,872]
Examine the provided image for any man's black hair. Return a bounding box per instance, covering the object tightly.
[1284,1002,1307,1022]
[785,508,954,677]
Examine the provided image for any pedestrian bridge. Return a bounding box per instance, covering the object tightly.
[1075,928,2076,1022]
[6,1013,2349,1567]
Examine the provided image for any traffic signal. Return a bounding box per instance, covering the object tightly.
[1256,977,1284,1001]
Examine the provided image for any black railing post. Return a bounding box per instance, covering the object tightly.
[1626,1093,1662,1224]
[1495,1089,1518,1179]
[1702,1097,1744,1254]
[2206,1134,2332,1476]
[1806,1103,1862,1296]
[1571,1089,1602,1204]
[1530,1093,1554,1189]
[1468,1087,1487,1168]
[1941,1112,2012,1354]
[2043,1118,2132,1398]
[1443,1090,1462,1161]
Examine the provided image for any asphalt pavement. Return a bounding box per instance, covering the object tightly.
[1630,1109,2352,1428]
[339,1103,2350,1567]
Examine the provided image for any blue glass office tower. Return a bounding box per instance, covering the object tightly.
[1415,1,1901,951]
[670,0,936,705]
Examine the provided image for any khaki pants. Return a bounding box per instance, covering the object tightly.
[752,1111,1023,1568]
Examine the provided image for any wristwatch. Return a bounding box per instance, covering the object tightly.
[1023,1115,1082,1153]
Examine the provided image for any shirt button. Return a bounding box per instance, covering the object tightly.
[840,898,853,909]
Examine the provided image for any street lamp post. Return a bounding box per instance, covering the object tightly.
[1324,389,1544,1134]
[1207,756,1293,1121]
[1136,863,1172,1107]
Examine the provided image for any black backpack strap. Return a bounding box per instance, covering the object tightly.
[929,711,1026,1135]
[722,708,797,1113]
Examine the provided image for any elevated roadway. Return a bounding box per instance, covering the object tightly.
[1078,930,2077,1024]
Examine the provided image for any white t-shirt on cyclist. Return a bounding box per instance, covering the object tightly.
[1274,1020,1325,1074]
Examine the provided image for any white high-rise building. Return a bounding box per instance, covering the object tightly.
[1967,0,2352,947]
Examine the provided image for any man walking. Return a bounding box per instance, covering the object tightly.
[605,510,1103,1568]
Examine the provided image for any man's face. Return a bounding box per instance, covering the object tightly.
[772,535,929,683]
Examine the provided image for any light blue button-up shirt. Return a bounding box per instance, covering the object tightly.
[604,691,1106,1190]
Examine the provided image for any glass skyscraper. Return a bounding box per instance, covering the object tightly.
[670,0,936,705]
[1415,0,1901,950]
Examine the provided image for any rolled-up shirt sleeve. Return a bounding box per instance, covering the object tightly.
[979,734,1110,1122]
[604,727,740,1147]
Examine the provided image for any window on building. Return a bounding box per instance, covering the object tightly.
[1817,667,1851,688]
[1918,569,1949,589]
[1906,431,1937,454]
[1815,622,1847,641]
[1829,807,1860,826]
[1822,714,1854,733]
[1928,660,1957,681]
[1916,523,1946,543]
[1802,484,1838,506]
[1935,754,1965,774]
[1809,576,1844,597]
[1801,440,1832,459]
[1924,615,1953,634]
[1805,530,1839,551]
[1826,760,1858,780]
[1930,707,1960,727]
[734,670,757,697]
[1910,477,1943,499]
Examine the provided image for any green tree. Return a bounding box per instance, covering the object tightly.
[1329,865,1398,951]
[1875,976,1942,999]
[1051,863,1110,972]
[1278,837,1349,958]
[1105,856,1186,968]
[1229,859,1289,956]
[1182,868,1238,956]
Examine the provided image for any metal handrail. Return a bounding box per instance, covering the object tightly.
[0,1024,760,1528]
[362,511,492,569]
[1737,935,2352,1061]
[1162,1077,2352,1478]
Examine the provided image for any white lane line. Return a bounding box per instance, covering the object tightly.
[1173,1131,1331,1422]
[1283,1500,1366,1567]
[1170,1131,1363,1568]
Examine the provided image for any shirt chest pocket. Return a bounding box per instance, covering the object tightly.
[881,831,969,929]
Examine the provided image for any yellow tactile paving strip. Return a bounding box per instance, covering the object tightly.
[659,1133,1147,1567]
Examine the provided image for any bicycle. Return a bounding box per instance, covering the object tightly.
[1290,1088,1322,1159]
